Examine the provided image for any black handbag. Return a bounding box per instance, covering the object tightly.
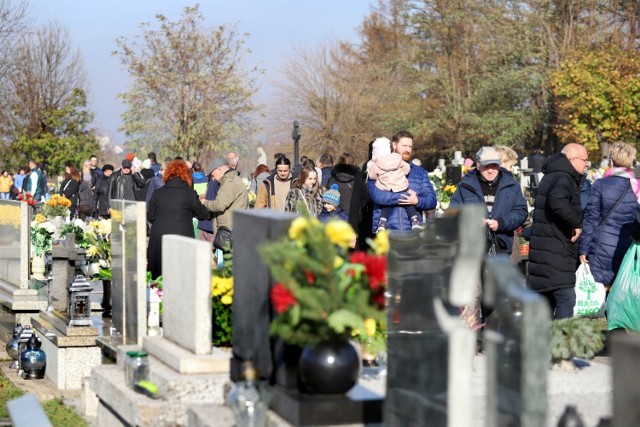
[213,226,232,251]
[487,229,509,257]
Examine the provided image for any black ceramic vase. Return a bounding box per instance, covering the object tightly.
[298,338,359,394]
[20,334,46,380]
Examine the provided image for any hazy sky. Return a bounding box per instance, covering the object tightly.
[29,1,372,146]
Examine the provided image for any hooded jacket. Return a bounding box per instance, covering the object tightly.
[527,153,584,292]
[366,153,410,192]
[449,168,527,252]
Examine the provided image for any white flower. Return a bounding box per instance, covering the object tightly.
[99,259,109,268]
[73,218,88,231]
[41,222,56,234]
[431,168,443,179]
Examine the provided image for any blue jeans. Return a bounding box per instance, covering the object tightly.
[542,288,576,319]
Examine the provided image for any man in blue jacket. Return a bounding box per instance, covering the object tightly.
[367,131,436,231]
[449,146,528,254]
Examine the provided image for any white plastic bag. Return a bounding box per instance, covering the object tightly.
[573,263,606,317]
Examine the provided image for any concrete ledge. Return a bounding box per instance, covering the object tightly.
[38,311,99,337]
[90,364,167,427]
[187,403,235,427]
[143,336,230,374]
[32,315,98,348]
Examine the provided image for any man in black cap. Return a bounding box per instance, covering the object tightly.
[108,159,145,209]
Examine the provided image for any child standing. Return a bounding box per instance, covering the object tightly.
[318,184,348,223]
[367,137,421,231]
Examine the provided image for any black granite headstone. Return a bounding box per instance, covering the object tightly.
[611,333,640,427]
[483,256,550,427]
[384,207,485,426]
[230,209,295,382]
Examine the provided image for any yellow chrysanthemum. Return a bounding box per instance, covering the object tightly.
[325,220,356,249]
[334,256,344,269]
[364,318,377,337]
[221,295,233,305]
[288,217,309,240]
[372,230,389,255]
[86,246,99,258]
[34,213,46,223]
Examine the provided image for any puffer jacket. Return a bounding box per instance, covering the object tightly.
[578,173,638,284]
[368,163,437,231]
[527,153,584,292]
[367,153,410,192]
[449,168,527,252]
[202,170,248,234]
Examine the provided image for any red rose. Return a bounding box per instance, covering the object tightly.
[271,282,298,314]
[17,194,24,201]
[364,254,387,290]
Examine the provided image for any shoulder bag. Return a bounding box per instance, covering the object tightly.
[214,226,232,252]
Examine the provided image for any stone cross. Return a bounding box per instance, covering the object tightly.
[482,256,550,427]
[384,206,485,426]
[110,200,147,345]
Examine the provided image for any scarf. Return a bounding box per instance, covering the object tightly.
[604,167,640,202]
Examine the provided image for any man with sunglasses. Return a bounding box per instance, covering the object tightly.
[527,143,589,319]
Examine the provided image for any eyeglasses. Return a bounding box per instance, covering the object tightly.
[572,157,589,163]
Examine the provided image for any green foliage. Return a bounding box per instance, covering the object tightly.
[551,47,640,153]
[59,222,89,249]
[114,5,259,160]
[6,89,98,175]
[211,251,234,347]
[549,317,606,361]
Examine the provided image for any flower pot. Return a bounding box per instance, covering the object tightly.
[519,243,530,257]
[31,253,46,280]
[298,338,359,394]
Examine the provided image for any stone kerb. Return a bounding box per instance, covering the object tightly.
[143,234,228,374]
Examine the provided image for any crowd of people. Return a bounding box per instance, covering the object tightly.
[9,131,640,323]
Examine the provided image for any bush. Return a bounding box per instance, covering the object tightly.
[549,317,605,361]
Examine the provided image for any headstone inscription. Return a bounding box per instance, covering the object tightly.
[483,256,550,427]
[384,206,485,427]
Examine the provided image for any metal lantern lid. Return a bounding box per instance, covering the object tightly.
[67,275,93,292]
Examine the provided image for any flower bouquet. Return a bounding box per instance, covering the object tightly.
[16,192,36,207]
[260,215,388,393]
[211,252,233,347]
[30,216,56,256]
[41,194,71,218]
[85,219,112,280]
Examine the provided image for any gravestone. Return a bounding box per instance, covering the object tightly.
[482,256,550,427]
[230,209,295,381]
[384,206,485,427]
[0,201,46,337]
[109,200,147,346]
[611,333,640,427]
[143,234,227,373]
[50,233,78,312]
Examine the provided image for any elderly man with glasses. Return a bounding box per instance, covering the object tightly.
[527,143,590,319]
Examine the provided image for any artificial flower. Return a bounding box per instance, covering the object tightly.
[364,318,377,337]
[270,282,298,314]
[288,217,309,240]
[325,220,356,249]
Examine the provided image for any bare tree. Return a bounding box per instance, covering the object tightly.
[0,0,29,80]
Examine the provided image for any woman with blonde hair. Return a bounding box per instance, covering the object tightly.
[579,141,640,287]
[494,145,519,173]
[285,166,323,216]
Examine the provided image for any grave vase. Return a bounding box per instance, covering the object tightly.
[31,253,47,280]
[298,338,359,394]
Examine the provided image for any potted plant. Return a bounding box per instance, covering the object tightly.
[260,215,388,394]
[518,236,530,256]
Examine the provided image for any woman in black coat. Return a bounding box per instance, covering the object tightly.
[60,162,81,217]
[93,165,114,218]
[147,160,209,279]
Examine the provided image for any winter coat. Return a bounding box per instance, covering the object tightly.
[135,169,156,202]
[93,174,112,216]
[327,164,369,235]
[367,153,410,192]
[147,178,209,279]
[284,186,323,217]
[249,171,270,194]
[202,170,248,235]
[0,175,13,193]
[60,178,80,213]
[449,168,527,252]
[25,168,45,200]
[77,180,93,210]
[368,163,437,231]
[109,169,144,202]
[318,207,348,223]
[527,153,584,292]
[146,175,164,204]
[578,174,638,284]
[255,173,292,210]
